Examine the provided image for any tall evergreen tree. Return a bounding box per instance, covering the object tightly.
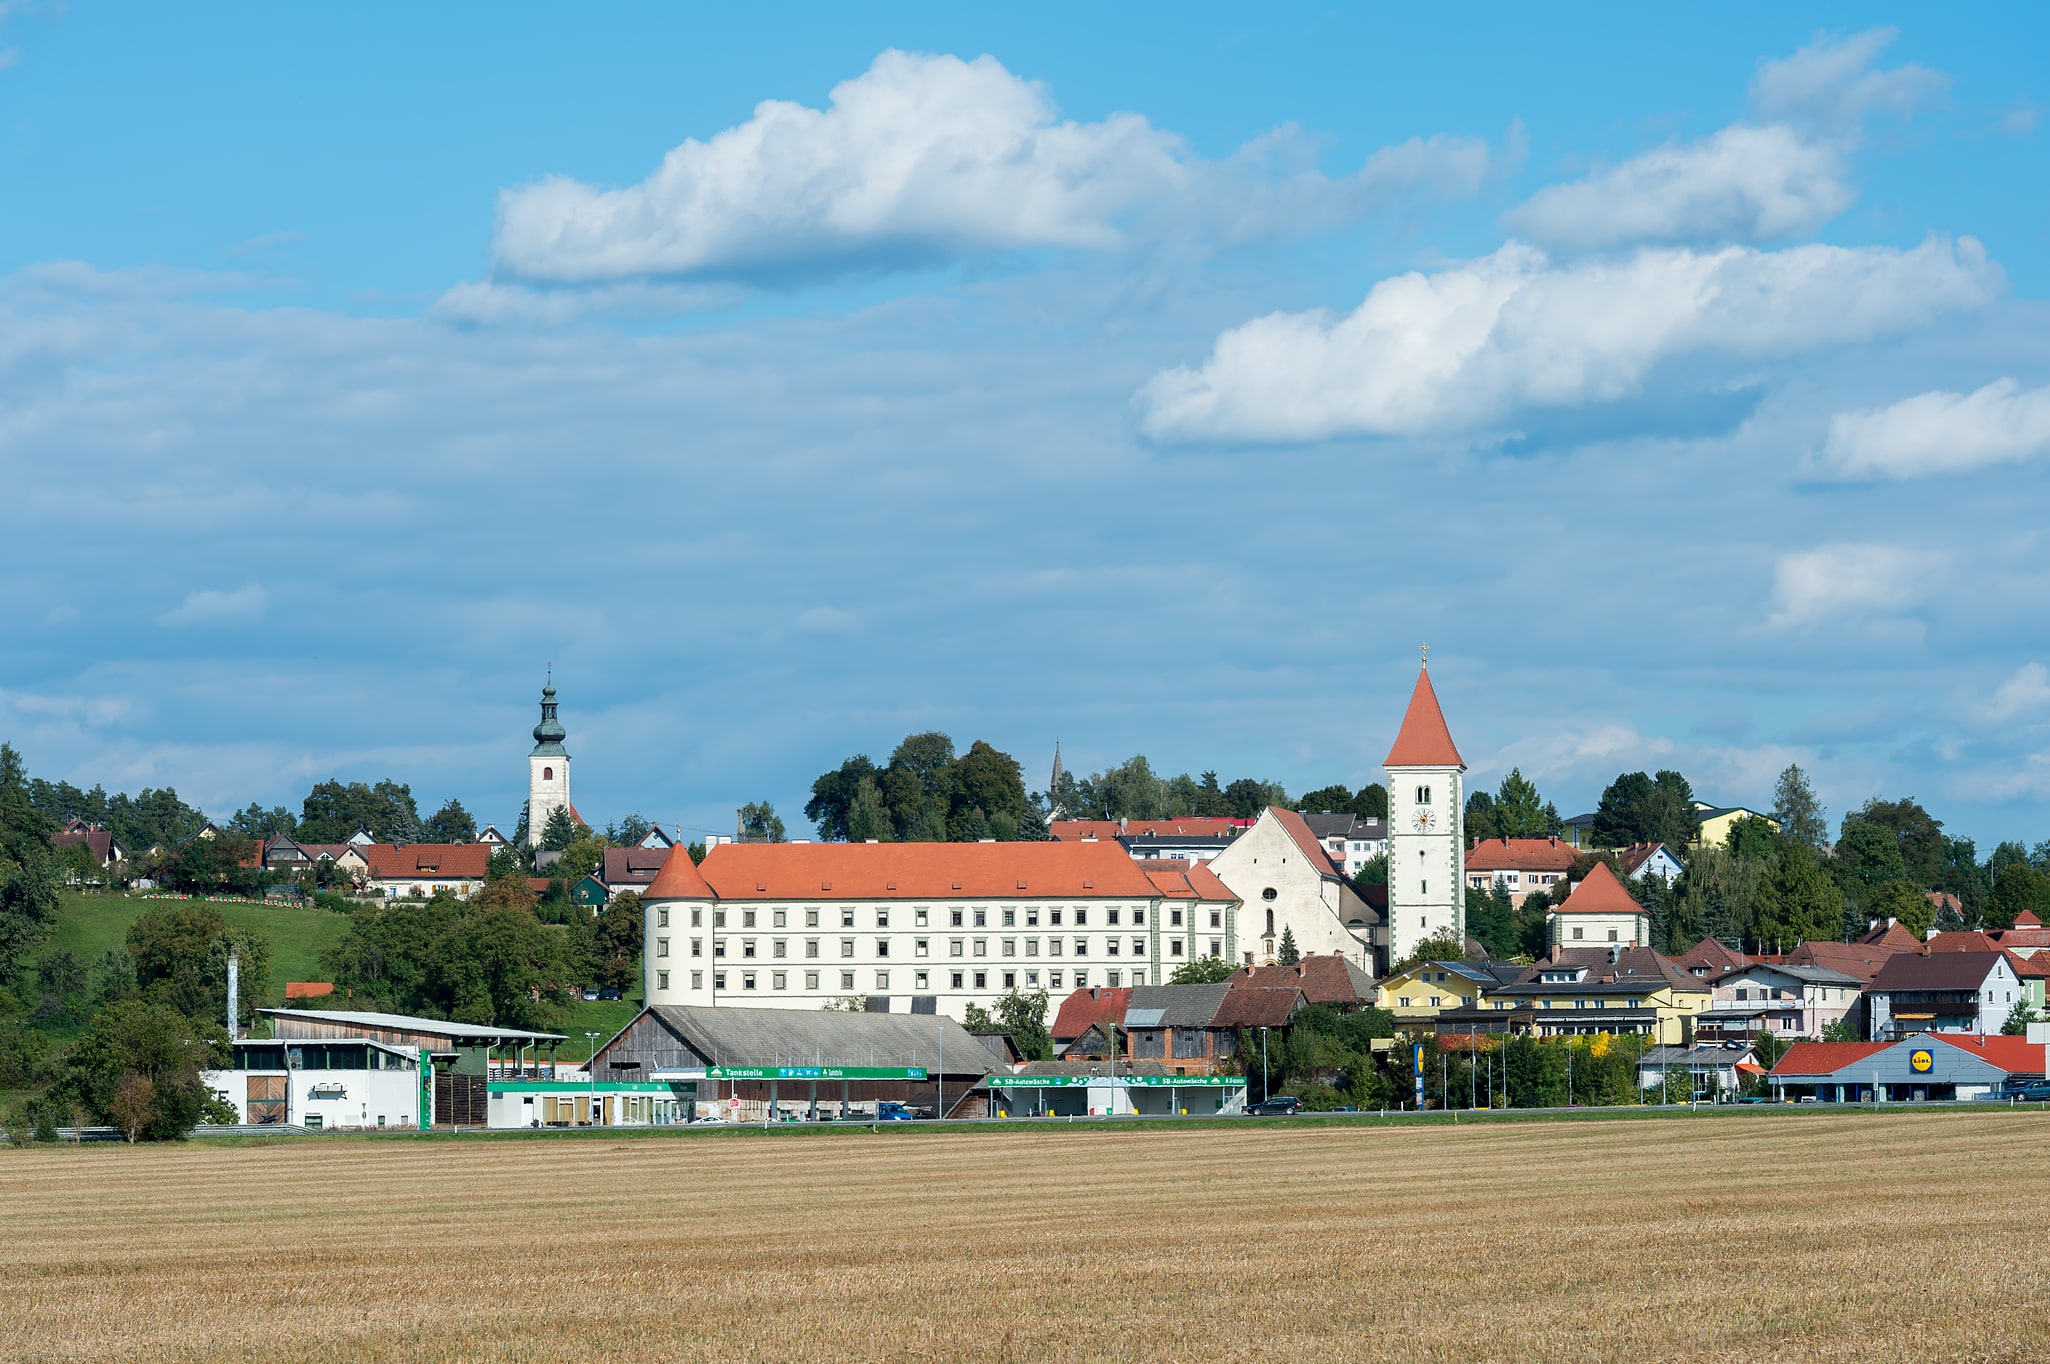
[1277,926,1300,966]
[1771,764,1828,850]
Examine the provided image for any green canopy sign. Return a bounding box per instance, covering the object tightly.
[706,1065,928,1081]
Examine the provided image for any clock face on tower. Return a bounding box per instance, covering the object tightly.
[1412,807,1435,833]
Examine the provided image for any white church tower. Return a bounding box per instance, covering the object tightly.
[1384,652,1466,962]
[527,675,572,848]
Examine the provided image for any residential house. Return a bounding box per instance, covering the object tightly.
[1866,951,2023,1037]
[1121,832,1239,864]
[360,843,492,899]
[1990,910,2050,959]
[51,823,126,870]
[1485,946,1712,1046]
[477,825,511,850]
[1226,953,1378,1011]
[1770,1035,2046,1102]
[1052,818,1248,843]
[603,845,672,897]
[1561,812,1599,851]
[1616,842,1685,883]
[1300,813,1389,877]
[1785,926,1921,982]
[1673,938,1753,979]
[1545,862,1650,952]
[1464,836,1577,908]
[1696,963,1864,1043]
[1380,959,1527,1025]
[1690,803,1780,848]
[1207,806,1382,973]
[1636,1042,1760,1099]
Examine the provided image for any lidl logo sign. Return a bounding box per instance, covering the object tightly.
[1909,1049,1934,1073]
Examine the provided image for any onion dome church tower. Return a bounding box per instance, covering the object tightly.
[527,674,571,848]
[1384,651,1466,962]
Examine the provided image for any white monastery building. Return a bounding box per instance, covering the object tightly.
[639,840,1240,1025]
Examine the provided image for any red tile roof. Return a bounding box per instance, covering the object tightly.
[1770,1041,1892,1076]
[1052,818,1247,841]
[644,846,716,900]
[1212,985,1306,1029]
[1549,861,1644,914]
[283,982,334,999]
[1923,931,2003,953]
[360,843,490,880]
[1051,986,1132,1042]
[685,840,1159,901]
[2016,909,2044,929]
[1786,938,1912,983]
[1464,837,1577,873]
[1674,938,1754,974]
[1615,842,1676,875]
[1933,1034,2047,1074]
[1268,807,1343,879]
[1228,954,1375,1007]
[1856,923,1924,949]
[1384,666,1465,768]
[1144,862,1240,902]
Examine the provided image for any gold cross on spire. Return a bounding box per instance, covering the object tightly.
[1420,642,1429,666]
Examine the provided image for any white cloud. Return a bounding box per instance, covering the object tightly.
[1816,378,2050,480]
[1748,28,1946,131]
[158,584,268,628]
[2000,102,2038,136]
[1139,235,1996,443]
[1985,664,2050,723]
[1505,29,1942,252]
[1505,124,1852,250]
[1767,543,1942,629]
[492,50,1504,283]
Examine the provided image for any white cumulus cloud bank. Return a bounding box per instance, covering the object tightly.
[492,50,1502,283]
[1505,29,1941,252]
[1984,663,2050,723]
[1505,123,1854,251]
[158,584,268,628]
[1767,543,1941,629]
[1139,235,1996,443]
[1817,378,2050,480]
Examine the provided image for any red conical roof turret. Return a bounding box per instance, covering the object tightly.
[1384,664,1465,768]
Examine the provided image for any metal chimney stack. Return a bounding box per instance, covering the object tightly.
[227,953,240,1039]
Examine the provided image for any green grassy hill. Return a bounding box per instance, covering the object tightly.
[30,893,642,1049]
[38,893,353,1007]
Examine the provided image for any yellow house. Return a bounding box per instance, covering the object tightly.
[1691,803,1780,849]
[1487,947,1712,1046]
[1379,960,1526,1025]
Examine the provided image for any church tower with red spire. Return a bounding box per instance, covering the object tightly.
[1384,651,1466,961]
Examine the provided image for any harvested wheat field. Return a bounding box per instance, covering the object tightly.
[2,1112,2047,1362]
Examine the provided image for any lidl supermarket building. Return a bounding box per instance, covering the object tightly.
[1769,1035,2046,1102]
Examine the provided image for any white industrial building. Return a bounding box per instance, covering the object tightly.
[204,1036,428,1131]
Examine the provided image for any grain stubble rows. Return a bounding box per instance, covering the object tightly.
[0,1113,2043,1362]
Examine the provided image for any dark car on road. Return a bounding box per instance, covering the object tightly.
[2003,1079,2050,1102]
[1245,1095,1304,1116]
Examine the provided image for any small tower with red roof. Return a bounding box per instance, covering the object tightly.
[1384,651,1466,962]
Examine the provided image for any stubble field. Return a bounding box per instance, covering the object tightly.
[1,1111,2044,1362]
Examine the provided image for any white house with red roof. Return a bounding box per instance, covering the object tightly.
[1207,806,1381,972]
[1385,660,1466,962]
[1464,836,1577,907]
[1544,862,1650,952]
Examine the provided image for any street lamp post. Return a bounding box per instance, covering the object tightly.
[585,1031,601,1127]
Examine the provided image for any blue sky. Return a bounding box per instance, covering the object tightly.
[3,5,2048,848]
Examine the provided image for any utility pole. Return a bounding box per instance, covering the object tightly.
[586,1031,601,1126]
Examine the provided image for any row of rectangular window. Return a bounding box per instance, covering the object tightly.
[656,905,1214,930]
[654,968,1152,994]
[650,935,1223,960]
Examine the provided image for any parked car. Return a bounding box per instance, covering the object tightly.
[597,988,623,1001]
[580,989,598,1001]
[1734,1093,1780,1104]
[875,1101,919,1122]
[2003,1079,2050,1102]
[1245,1095,1304,1116]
